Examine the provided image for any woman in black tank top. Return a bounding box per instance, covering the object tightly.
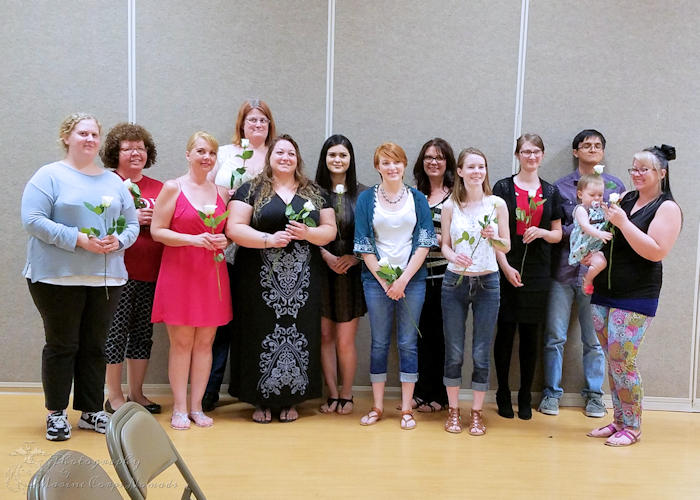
[587,145,682,447]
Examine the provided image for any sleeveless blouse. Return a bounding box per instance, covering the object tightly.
[447,195,501,274]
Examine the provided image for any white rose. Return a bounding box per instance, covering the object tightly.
[492,197,503,208]
[214,157,237,188]
[527,190,537,199]
[378,257,389,267]
[334,184,346,195]
[593,164,605,175]
[101,195,113,207]
[240,138,250,149]
[608,193,620,204]
[303,200,315,212]
[123,178,133,189]
[202,204,217,216]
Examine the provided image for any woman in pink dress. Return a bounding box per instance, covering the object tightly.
[151,131,232,430]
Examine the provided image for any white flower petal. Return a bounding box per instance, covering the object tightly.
[240,138,250,149]
[101,195,113,207]
[527,190,537,199]
[608,193,620,204]
[203,204,217,215]
[593,164,605,175]
[123,179,133,189]
[303,200,315,212]
[334,184,346,194]
[378,257,389,267]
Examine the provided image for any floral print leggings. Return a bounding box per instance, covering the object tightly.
[591,305,654,430]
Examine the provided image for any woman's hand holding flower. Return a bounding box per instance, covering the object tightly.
[136,207,153,226]
[603,202,628,227]
[286,220,310,240]
[522,226,542,244]
[386,275,408,301]
[101,234,120,253]
[453,253,473,269]
[480,224,496,240]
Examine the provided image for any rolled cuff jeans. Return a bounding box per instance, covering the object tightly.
[363,278,425,383]
[441,270,500,392]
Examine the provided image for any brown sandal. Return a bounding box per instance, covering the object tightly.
[360,407,383,426]
[468,409,486,436]
[444,407,462,433]
[400,410,416,430]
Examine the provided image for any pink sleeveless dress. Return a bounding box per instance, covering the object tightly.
[151,191,232,326]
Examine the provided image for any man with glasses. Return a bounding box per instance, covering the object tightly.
[539,129,625,417]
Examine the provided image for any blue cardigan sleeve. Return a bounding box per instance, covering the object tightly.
[412,188,437,248]
[353,187,375,255]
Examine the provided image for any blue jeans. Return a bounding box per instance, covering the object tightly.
[542,279,605,399]
[441,271,500,391]
[363,278,425,383]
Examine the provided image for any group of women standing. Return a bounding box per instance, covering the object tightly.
[21,106,681,446]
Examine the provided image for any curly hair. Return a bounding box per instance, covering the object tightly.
[246,134,324,219]
[58,112,101,152]
[100,122,157,170]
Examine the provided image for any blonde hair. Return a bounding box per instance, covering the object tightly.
[58,113,102,152]
[186,131,219,153]
[452,147,492,205]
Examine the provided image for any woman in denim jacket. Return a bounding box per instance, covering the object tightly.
[353,142,436,430]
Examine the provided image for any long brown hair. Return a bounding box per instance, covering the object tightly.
[246,134,324,218]
[451,147,492,205]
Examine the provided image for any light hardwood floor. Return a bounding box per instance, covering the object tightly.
[2,392,699,499]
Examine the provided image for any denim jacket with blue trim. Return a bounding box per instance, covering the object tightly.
[353,184,437,282]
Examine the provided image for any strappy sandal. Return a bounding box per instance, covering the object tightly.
[170,411,190,430]
[396,397,423,411]
[189,411,213,427]
[320,397,339,414]
[587,422,620,438]
[444,407,462,434]
[468,409,486,436]
[252,406,272,424]
[360,407,383,426]
[336,396,354,415]
[400,410,416,430]
[605,429,641,447]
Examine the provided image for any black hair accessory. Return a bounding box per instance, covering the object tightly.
[652,144,676,161]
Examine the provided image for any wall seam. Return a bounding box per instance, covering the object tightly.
[324,0,336,138]
[511,0,529,173]
[128,0,136,123]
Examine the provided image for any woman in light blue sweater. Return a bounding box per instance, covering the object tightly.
[21,113,139,441]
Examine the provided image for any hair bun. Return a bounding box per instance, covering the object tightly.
[659,144,676,161]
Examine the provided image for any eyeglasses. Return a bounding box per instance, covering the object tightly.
[577,143,604,151]
[627,167,652,176]
[423,155,445,163]
[120,147,146,154]
[246,117,270,125]
[519,149,542,157]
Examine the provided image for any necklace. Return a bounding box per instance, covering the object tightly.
[380,185,406,204]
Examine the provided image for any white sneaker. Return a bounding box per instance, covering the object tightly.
[78,410,111,434]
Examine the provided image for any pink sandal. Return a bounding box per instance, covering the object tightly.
[170,411,190,430]
[189,411,213,428]
[605,429,641,447]
[587,423,619,438]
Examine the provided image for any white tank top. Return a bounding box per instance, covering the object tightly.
[374,190,416,269]
[447,195,502,273]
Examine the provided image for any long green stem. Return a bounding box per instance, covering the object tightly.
[402,298,422,338]
[520,243,529,278]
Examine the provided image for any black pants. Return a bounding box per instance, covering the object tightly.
[493,320,539,400]
[206,263,235,395]
[28,280,122,412]
[414,278,448,406]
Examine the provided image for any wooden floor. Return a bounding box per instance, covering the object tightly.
[2,392,699,500]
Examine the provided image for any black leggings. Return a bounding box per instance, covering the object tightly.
[493,320,539,399]
[28,280,122,412]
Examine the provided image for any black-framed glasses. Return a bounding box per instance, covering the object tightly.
[578,143,604,151]
[423,155,445,163]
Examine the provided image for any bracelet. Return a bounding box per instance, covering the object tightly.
[262,233,268,248]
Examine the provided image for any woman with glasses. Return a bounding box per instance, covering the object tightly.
[315,135,367,415]
[202,99,277,412]
[101,123,163,415]
[492,133,562,420]
[408,138,456,413]
[587,145,681,446]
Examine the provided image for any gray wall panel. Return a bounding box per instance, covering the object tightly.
[135,0,328,383]
[524,0,700,398]
[1,1,127,382]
